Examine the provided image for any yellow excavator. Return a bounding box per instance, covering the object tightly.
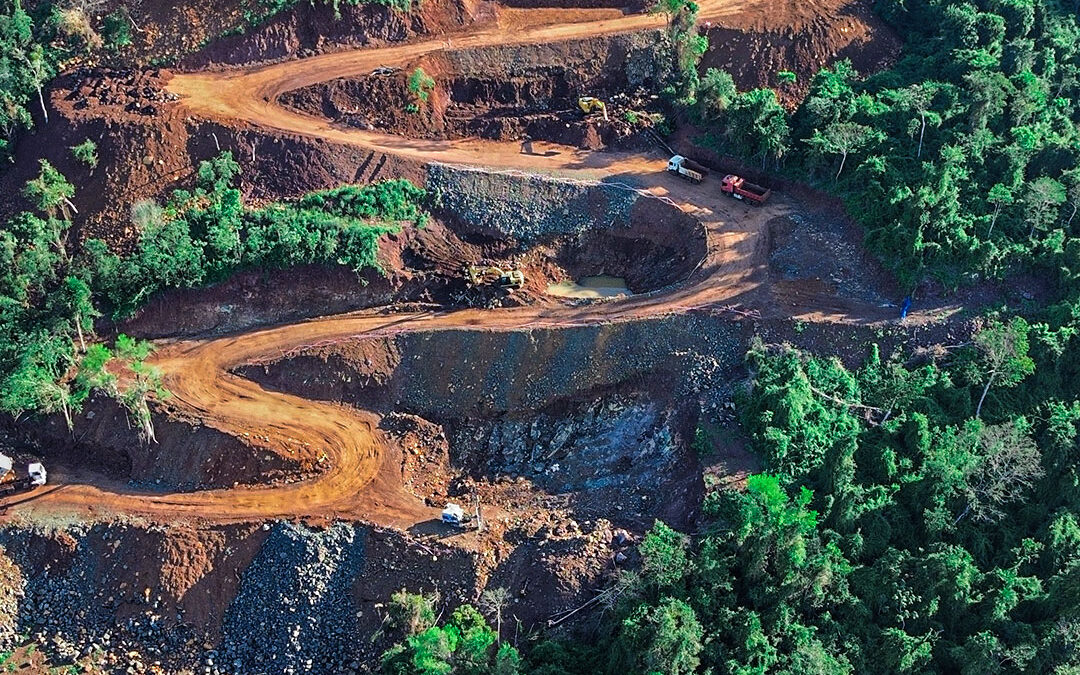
[463,264,526,290]
[578,96,609,121]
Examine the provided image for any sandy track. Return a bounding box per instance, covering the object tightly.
[3,1,893,527]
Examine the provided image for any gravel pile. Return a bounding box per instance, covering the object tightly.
[1,523,201,673]
[770,212,889,304]
[0,546,23,651]
[427,165,639,243]
[220,522,367,675]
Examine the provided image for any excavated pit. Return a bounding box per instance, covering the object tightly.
[426,165,708,294]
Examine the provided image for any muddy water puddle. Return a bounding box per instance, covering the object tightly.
[546,275,631,299]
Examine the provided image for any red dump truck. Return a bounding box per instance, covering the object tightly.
[720,174,771,205]
[667,155,709,184]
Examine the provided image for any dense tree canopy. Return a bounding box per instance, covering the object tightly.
[697,0,1080,307]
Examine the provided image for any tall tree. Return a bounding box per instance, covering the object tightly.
[808,121,878,179]
[970,317,1035,418]
[986,183,1014,236]
[1024,176,1066,238]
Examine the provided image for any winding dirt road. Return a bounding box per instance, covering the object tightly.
[4,1,899,527]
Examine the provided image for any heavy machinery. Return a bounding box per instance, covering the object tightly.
[463,264,525,290]
[0,453,47,498]
[667,155,709,184]
[720,174,771,205]
[577,96,609,121]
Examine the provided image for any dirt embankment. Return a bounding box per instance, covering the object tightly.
[182,0,488,69]
[14,395,306,491]
[280,30,673,146]
[238,316,743,420]
[0,67,427,249]
[700,0,902,103]
[72,0,485,70]
[117,168,708,338]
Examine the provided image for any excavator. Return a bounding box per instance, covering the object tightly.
[463,264,526,290]
[577,96,609,121]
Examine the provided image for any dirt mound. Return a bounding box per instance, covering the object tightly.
[699,0,902,102]
[0,547,22,651]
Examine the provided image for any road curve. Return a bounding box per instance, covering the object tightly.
[3,1,895,527]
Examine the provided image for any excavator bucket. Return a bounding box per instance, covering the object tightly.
[578,97,608,121]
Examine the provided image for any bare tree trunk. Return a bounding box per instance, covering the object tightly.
[75,314,86,352]
[917,112,926,158]
[37,86,48,124]
[1068,201,1077,227]
[988,205,1000,236]
[836,150,848,180]
[976,371,996,419]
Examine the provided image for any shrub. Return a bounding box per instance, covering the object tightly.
[102,9,132,48]
[407,67,435,104]
[70,139,98,168]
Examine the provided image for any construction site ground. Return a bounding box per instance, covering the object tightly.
[0,0,975,671]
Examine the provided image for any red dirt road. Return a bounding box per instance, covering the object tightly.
[3,0,919,527]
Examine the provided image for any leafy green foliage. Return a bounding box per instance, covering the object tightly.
[240,0,413,29]
[69,139,98,168]
[705,87,791,170]
[609,598,703,675]
[380,604,522,674]
[0,1,105,162]
[652,0,705,104]
[387,590,438,637]
[384,329,1079,674]
[101,9,132,49]
[0,153,428,429]
[407,67,435,105]
[86,152,424,318]
[695,0,1080,300]
[639,520,692,590]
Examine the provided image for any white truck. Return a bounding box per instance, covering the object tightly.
[0,453,47,498]
[667,155,709,184]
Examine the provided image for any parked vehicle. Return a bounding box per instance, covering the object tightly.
[0,453,47,498]
[667,155,709,184]
[720,174,771,205]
